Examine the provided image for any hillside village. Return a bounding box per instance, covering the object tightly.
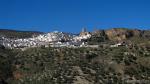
[0,28,149,49]
[0,29,92,49]
[0,28,149,84]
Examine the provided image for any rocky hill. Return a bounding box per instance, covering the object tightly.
[89,28,150,42]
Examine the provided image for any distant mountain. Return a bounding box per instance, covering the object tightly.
[0,29,43,39]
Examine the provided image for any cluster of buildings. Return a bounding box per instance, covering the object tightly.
[0,30,92,49]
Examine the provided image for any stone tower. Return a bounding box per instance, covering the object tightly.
[82,27,87,32]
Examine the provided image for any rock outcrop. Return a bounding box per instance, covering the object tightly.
[105,28,142,41]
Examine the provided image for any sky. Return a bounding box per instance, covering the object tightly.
[0,0,150,33]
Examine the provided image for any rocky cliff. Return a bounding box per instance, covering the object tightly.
[105,28,142,41]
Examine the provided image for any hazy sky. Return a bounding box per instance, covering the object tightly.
[0,0,150,33]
